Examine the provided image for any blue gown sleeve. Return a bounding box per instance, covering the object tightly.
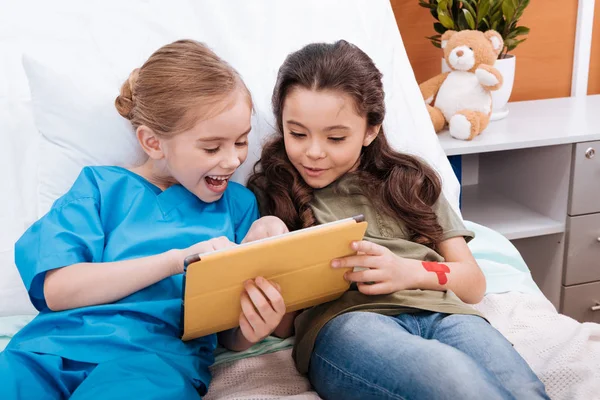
[14,169,105,311]
[233,190,260,244]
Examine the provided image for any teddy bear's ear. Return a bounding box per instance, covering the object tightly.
[484,30,504,55]
[441,30,457,49]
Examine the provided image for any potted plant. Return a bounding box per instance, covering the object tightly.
[418,0,530,120]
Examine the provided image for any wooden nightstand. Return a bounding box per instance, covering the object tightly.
[438,95,600,322]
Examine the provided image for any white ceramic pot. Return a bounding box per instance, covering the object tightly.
[441,54,516,120]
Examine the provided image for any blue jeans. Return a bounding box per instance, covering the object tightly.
[308,311,549,400]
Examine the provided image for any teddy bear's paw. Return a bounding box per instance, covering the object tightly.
[475,68,499,86]
[449,114,473,140]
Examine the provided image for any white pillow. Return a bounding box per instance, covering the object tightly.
[23,56,147,215]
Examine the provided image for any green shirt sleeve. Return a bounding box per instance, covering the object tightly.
[433,194,475,242]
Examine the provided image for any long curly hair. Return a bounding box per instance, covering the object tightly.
[247,40,444,246]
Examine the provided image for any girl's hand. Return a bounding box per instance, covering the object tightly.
[331,240,419,295]
[242,216,289,243]
[172,236,236,274]
[238,276,286,344]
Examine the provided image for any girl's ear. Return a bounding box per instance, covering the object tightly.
[363,124,381,147]
[136,125,165,160]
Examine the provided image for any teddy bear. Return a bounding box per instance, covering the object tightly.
[419,29,504,140]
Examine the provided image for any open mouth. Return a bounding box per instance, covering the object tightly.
[205,175,230,193]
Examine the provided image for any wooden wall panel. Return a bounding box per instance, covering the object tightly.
[588,0,600,95]
[391,0,579,102]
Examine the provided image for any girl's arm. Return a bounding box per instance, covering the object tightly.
[272,310,299,338]
[333,238,486,304]
[44,237,234,311]
[218,309,298,352]
[217,277,288,351]
[218,216,295,352]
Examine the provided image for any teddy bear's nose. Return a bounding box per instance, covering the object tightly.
[456,50,464,57]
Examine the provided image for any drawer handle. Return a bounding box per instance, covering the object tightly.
[592,303,600,312]
[585,147,595,159]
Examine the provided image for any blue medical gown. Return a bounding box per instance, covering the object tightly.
[6,166,259,393]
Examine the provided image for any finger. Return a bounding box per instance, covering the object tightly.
[241,233,252,244]
[245,280,277,320]
[254,277,286,315]
[195,241,216,254]
[240,291,264,332]
[344,269,387,283]
[238,312,258,344]
[242,232,256,244]
[271,222,289,236]
[357,282,394,296]
[242,226,268,243]
[331,255,379,269]
[262,216,289,236]
[214,236,235,249]
[350,240,387,256]
[241,234,253,244]
[278,225,290,235]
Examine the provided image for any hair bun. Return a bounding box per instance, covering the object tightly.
[115,68,140,120]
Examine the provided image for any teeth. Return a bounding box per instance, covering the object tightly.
[208,176,229,181]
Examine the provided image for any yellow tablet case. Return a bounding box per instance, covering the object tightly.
[181,215,368,341]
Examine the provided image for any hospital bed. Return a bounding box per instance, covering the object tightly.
[0,1,599,399]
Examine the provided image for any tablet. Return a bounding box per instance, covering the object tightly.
[181,215,367,340]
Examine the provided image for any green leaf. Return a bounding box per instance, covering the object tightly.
[425,34,443,48]
[506,38,526,51]
[490,0,503,15]
[505,25,530,39]
[502,0,516,22]
[434,22,447,34]
[463,9,476,29]
[430,7,439,19]
[437,9,455,29]
[514,0,530,19]
[490,9,503,26]
[478,0,491,22]
[481,17,490,29]
[457,13,469,30]
[418,0,436,9]
[461,0,477,17]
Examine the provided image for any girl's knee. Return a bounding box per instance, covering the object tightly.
[436,313,495,335]
[318,312,392,346]
[324,312,391,333]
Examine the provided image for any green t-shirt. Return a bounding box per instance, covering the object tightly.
[292,174,483,374]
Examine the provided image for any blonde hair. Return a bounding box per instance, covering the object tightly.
[115,39,251,136]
